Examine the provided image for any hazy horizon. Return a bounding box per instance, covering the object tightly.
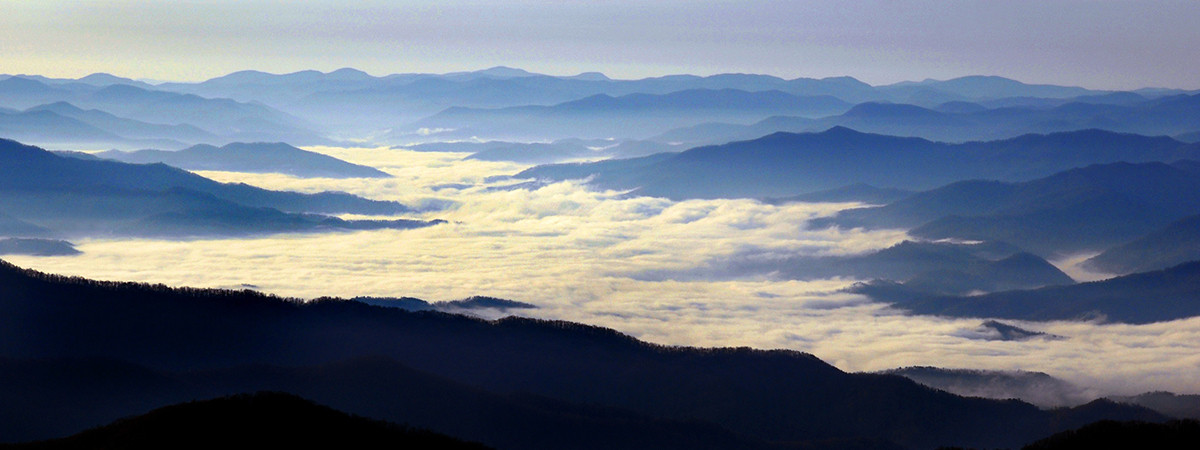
[4,1,1199,90]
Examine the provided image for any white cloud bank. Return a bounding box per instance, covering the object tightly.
[8,146,1200,398]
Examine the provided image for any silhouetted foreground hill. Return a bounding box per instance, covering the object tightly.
[0,260,1165,449]
[517,128,1196,199]
[98,142,390,178]
[822,161,1200,256]
[0,138,438,238]
[0,356,835,450]
[1022,420,1200,450]
[851,261,1200,324]
[0,392,492,450]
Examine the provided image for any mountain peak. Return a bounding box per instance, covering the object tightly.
[26,101,84,113]
[0,75,53,91]
[476,66,537,78]
[567,71,610,81]
[77,72,138,86]
[822,125,866,135]
[327,67,371,80]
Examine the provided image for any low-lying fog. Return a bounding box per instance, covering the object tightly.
[9,146,1199,398]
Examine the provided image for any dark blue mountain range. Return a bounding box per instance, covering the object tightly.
[98,142,390,178]
[0,138,434,238]
[518,127,1198,200]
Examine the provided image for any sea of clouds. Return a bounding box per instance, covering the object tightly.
[9,146,1200,399]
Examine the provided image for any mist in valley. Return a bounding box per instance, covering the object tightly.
[10,144,1200,399]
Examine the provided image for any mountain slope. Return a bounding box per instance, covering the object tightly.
[765,183,914,205]
[0,138,406,215]
[851,260,1200,324]
[642,240,1073,295]
[0,138,432,238]
[99,142,390,178]
[822,161,1200,256]
[1082,214,1200,275]
[880,367,1090,408]
[0,76,327,147]
[656,92,1200,145]
[519,128,1196,200]
[0,238,80,256]
[27,101,217,148]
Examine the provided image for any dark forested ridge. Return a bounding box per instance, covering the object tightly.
[1021,419,1200,450]
[0,260,1165,449]
[0,392,493,450]
[765,183,914,205]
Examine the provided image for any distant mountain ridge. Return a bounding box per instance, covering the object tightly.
[634,240,1073,296]
[7,69,1196,148]
[400,89,853,141]
[0,76,327,149]
[0,392,492,450]
[518,127,1198,200]
[654,93,1200,145]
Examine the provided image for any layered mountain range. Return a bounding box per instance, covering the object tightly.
[3,69,1197,156]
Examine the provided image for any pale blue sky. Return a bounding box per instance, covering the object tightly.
[2,0,1197,89]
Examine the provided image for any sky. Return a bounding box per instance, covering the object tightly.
[1,0,1198,89]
